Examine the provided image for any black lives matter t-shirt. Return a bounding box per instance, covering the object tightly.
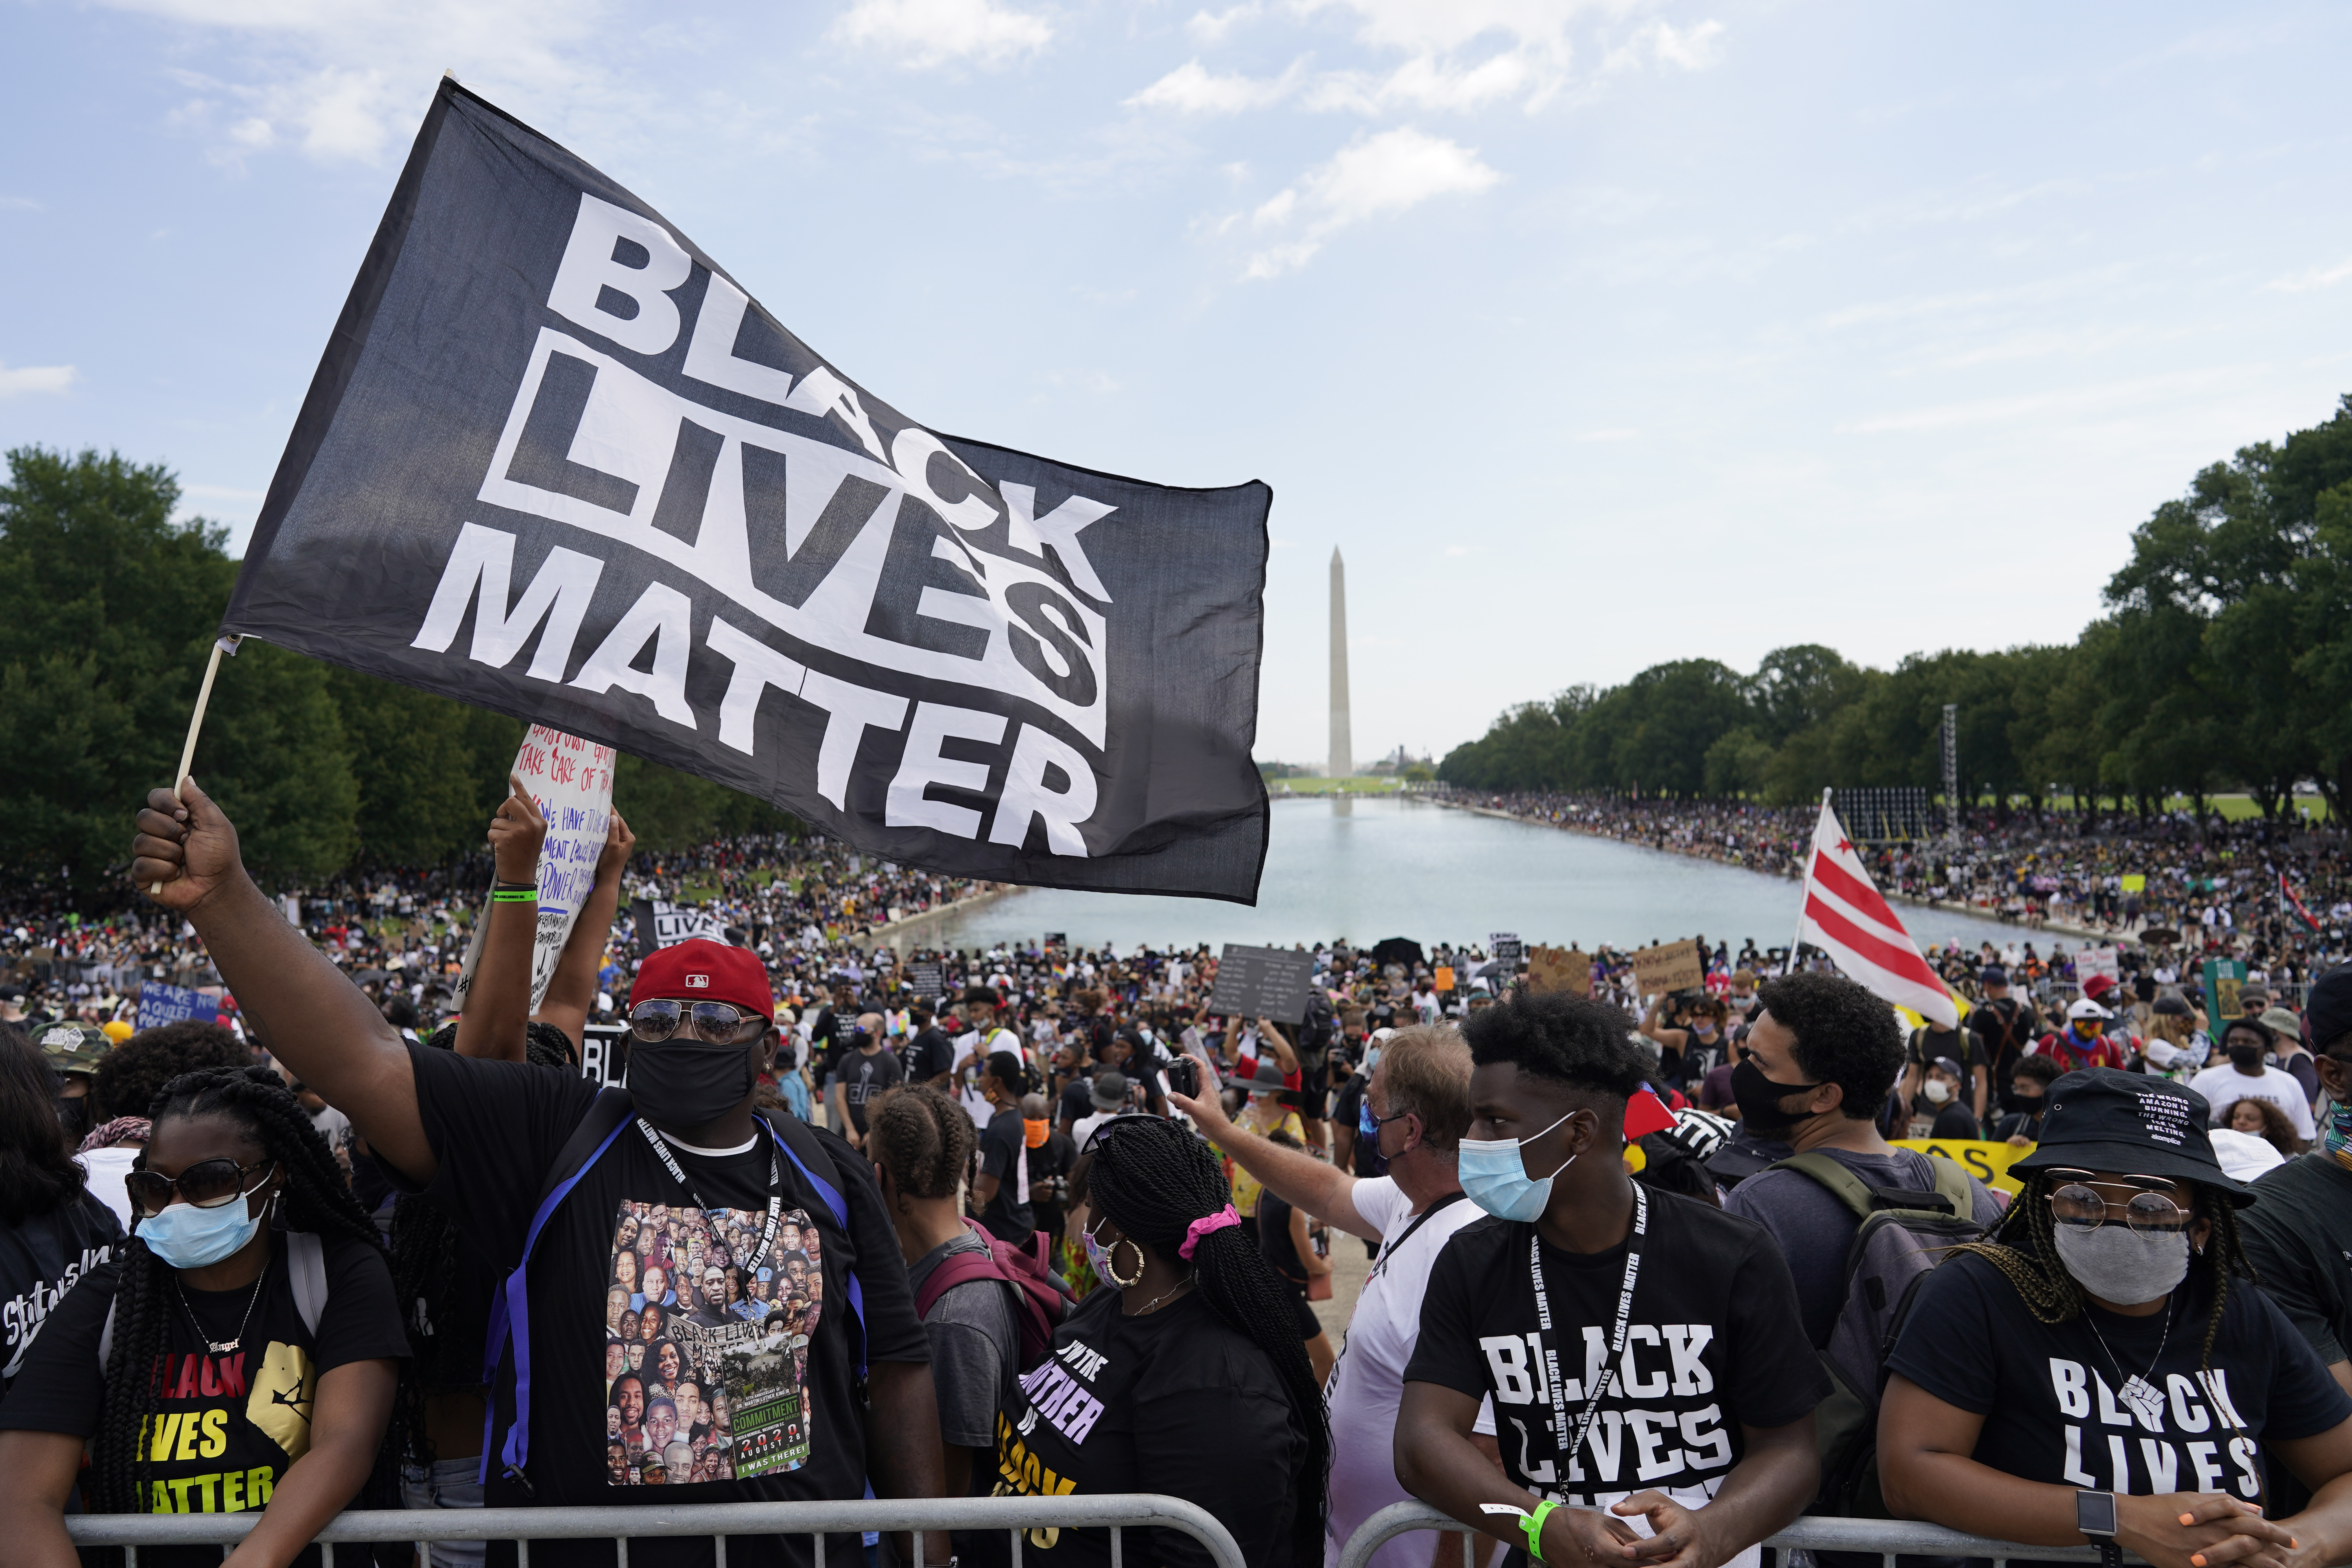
[1406,1194,1826,1536]
[398,1043,928,1568]
[0,1229,406,1565]
[1887,1252,2352,1507]
[974,1288,1305,1568]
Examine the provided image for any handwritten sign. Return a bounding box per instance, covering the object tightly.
[1489,932,1524,970]
[2077,945,2119,991]
[455,724,618,1011]
[1527,946,1591,997]
[137,982,219,1032]
[1630,939,1705,997]
[1209,943,1317,1024]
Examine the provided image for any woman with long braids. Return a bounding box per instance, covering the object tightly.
[0,1066,408,1568]
[1882,1068,2352,1568]
[976,1114,1323,1568]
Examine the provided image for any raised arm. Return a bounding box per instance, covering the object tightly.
[534,810,634,1051]
[1168,1079,1371,1239]
[132,781,436,1183]
[455,774,547,1064]
[1256,1017,1299,1074]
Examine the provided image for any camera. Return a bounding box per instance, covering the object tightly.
[1166,1056,1201,1098]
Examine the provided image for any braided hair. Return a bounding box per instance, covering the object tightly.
[1954,1171,2260,1497]
[866,1083,976,1200]
[1085,1117,1331,1568]
[93,1066,402,1516]
[389,1022,576,1459]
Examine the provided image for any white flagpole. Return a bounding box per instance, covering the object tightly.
[1786,787,1831,975]
[149,636,237,895]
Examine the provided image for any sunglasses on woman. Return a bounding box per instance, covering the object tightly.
[630,1000,757,1043]
[2042,1168,2188,1234]
[124,1157,277,1219]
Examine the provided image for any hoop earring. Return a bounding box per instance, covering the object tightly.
[1107,1237,1145,1288]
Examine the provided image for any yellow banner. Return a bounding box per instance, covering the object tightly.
[2120,874,2147,893]
[1892,1138,2034,1195]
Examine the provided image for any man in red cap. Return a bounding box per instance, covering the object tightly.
[130,782,944,1568]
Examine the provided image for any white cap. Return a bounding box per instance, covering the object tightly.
[2209,1127,2286,1183]
[2067,996,2113,1022]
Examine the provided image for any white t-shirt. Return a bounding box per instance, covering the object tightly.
[1322,1177,1494,1568]
[76,1145,139,1230]
[2186,1063,2315,1141]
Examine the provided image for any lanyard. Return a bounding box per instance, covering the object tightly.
[636,1119,786,1271]
[1527,1181,1646,1496]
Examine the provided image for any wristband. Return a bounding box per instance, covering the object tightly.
[491,888,538,902]
[1521,1499,1561,1559]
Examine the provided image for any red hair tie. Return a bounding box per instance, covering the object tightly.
[1180,1204,1240,1260]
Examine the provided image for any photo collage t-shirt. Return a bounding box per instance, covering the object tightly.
[1406,1192,1827,1568]
[0,1229,407,1553]
[1887,1253,2352,1509]
[400,1042,928,1567]
[602,1195,823,1485]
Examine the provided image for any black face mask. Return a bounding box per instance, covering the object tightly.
[628,1040,758,1131]
[2227,1043,2267,1072]
[2000,1087,2043,1115]
[54,1094,90,1144]
[1730,1057,1817,1137]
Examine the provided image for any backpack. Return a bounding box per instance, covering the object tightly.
[98,1230,329,1368]
[913,1218,1072,1372]
[1767,1151,1984,1519]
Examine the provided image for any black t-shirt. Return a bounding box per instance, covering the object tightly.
[978,1105,1034,1241]
[974,1288,1306,1568]
[906,1028,958,1083]
[1927,1103,1983,1140]
[1969,999,2040,1080]
[837,1046,904,1135]
[1406,1192,1828,1509]
[393,1042,928,1568]
[0,1186,121,1388]
[0,1229,407,1566]
[1331,1073,1376,1176]
[2236,1153,2352,1368]
[1055,1073,1094,1130]
[1887,1252,2350,1529]
[1908,1025,1987,1104]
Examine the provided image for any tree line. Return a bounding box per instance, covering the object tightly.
[1438,394,2352,820]
[0,447,800,902]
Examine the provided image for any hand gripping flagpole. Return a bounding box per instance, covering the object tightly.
[149,635,240,895]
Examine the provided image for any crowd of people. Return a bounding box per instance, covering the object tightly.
[1435,786,2352,976]
[5,775,2352,1568]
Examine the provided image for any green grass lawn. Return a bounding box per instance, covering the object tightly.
[2039,793,2332,823]
[1265,775,1410,795]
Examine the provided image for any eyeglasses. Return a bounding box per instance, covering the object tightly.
[125,1157,277,1218]
[631,1000,756,1043]
[2043,1171,2189,1234]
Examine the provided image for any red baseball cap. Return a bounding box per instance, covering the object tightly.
[630,939,774,1023]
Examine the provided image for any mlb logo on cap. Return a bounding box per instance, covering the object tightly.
[630,938,775,1022]
[686,974,710,989]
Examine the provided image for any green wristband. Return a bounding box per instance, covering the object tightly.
[491,888,537,902]
[1521,1499,1561,1560]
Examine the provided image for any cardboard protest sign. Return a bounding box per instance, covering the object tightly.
[2077,945,2119,992]
[454,724,616,1011]
[1526,946,1591,997]
[138,982,219,1031]
[1629,939,1705,996]
[631,898,727,959]
[1209,943,1317,1024]
[222,78,1270,904]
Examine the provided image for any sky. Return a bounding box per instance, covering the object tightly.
[5,0,2352,771]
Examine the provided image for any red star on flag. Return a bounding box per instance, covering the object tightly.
[1835,838,1854,855]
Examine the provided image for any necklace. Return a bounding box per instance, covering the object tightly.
[178,1264,269,1356]
[2080,1290,2176,1427]
[1130,1275,1195,1316]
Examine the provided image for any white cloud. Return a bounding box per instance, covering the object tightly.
[1603,18,1723,73]
[1186,3,1260,44]
[1129,58,1302,114]
[1304,52,1537,114]
[0,362,77,397]
[831,0,1052,68]
[1244,126,1500,277]
[2268,257,2352,294]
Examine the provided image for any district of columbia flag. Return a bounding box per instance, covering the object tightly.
[1797,793,1959,1029]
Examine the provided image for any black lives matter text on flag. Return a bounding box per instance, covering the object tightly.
[226,78,1272,903]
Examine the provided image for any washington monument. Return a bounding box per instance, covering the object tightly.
[1329,547,1352,778]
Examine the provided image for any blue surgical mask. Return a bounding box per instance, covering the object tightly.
[139,1193,266,1270]
[1458,1111,1578,1222]
[1363,1046,1382,1073]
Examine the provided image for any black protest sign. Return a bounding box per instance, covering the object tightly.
[227,79,1272,903]
[630,897,725,959]
[1209,943,1317,1024]
[906,961,945,999]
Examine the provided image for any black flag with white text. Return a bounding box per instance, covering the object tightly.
[227,79,1270,902]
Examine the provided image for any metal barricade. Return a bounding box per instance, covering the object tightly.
[1337,1499,2127,1568]
[63,1492,1245,1568]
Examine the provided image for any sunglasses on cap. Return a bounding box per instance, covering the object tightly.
[631,1000,758,1043]
[125,1156,278,1219]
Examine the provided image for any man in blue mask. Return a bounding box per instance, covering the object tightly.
[1398,989,1825,1568]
